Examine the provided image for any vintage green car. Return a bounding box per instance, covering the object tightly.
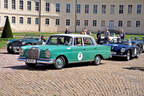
[18,34,111,69]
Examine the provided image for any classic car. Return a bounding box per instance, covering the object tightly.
[99,29,120,44]
[18,34,111,69]
[104,40,140,61]
[7,35,45,53]
[130,37,144,53]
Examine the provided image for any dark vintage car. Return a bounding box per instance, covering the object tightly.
[7,35,45,53]
[130,37,144,53]
[104,40,140,61]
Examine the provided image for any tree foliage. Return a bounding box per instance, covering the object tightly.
[1,16,13,38]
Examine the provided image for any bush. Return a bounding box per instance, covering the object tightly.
[1,16,13,38]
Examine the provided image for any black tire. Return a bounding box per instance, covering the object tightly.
[7,46,14,54]
[54,56,66,69]
[136,49,140,58]
[126,50,130,61]
[26,63,37,68]
[94,55,101,65]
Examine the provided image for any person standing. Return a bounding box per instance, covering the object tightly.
[104,26,110,43]
[97,30,101,44]
[65,27,70,34]
[120,29,125,40]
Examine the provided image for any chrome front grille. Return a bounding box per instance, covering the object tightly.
[28,47,40,59]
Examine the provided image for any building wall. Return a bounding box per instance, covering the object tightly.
[0,0,143,34]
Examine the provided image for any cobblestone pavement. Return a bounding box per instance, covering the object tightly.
[0,49,144,96]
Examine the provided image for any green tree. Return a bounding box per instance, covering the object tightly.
[1,16,13,38]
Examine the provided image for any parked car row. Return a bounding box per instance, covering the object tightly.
[7,34,144,69]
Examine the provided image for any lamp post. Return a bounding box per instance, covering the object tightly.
[38,0,41,32]
[75,0,77,33]
[32,0,41,32]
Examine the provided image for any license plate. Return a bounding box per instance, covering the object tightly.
[111,52,116,55]
[26,59,36,63]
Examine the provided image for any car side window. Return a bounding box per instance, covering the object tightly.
[74,37,82,46]
[83,37,94,46]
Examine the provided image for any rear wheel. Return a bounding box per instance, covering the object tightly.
[54,56,66,69]
[94,55,101,65]
[26,63,37,68]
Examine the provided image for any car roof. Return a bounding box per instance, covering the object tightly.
[51,34,92,38]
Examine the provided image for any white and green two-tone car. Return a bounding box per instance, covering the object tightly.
[18,34,111,69]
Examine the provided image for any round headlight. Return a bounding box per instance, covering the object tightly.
[45,49,50,58]
[121,48,125,53]
[19,48,23,56]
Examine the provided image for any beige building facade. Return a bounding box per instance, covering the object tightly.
[0,0,144,34]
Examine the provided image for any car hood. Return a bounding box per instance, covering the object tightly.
[104,43,131,51]
[9,38,39,43]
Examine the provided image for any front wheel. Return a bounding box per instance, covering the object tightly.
[26,63,37,68]
[94,55,101,65]
[7,46,14,54]
[136,49,140,58]
[54,56,66,69]
[126,50,130,61]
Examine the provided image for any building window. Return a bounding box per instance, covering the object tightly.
[27,1,31,10]
[102,5,106,14]
[128,5,132,14]
[12,0,16,10]
[93,5,98,14]
[27,18,31,24]
[101,20,105,27]
[35,2,39,11]
[66,4,70,13]
[66,19,70,26]
[19,17,23,24]
[85,4,89,13]
[76,20,80,26]
[93,20,97,27]
[46,2,50,12]
[84,20,88,26]
[12,17,16,24]
[137,4,142,14]
[136,21,140,27]
[76,4,81,13]
[127,21,131,27]
[35,18,39,25]
[4,0,8,9]
[110,5,115,14]
[19,0,23,10]
[45,18,49,25]
[119,5,124,14]
[56,19,60,25]
[118,21,123,27]
[56,3,60,12]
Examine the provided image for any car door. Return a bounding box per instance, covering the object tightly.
[70,37,86,62]
[83,37,96,61]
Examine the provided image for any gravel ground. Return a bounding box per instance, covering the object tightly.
[0,49,144,96]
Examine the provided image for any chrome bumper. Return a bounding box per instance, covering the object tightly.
[112,54,127,57]
[18,57,55,64]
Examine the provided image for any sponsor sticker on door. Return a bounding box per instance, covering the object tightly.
[78,52,83,61]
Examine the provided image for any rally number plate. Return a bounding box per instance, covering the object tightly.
[26,59,36,63]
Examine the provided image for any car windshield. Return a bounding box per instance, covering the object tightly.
[24,34,40,39]
[46,36,73,46]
